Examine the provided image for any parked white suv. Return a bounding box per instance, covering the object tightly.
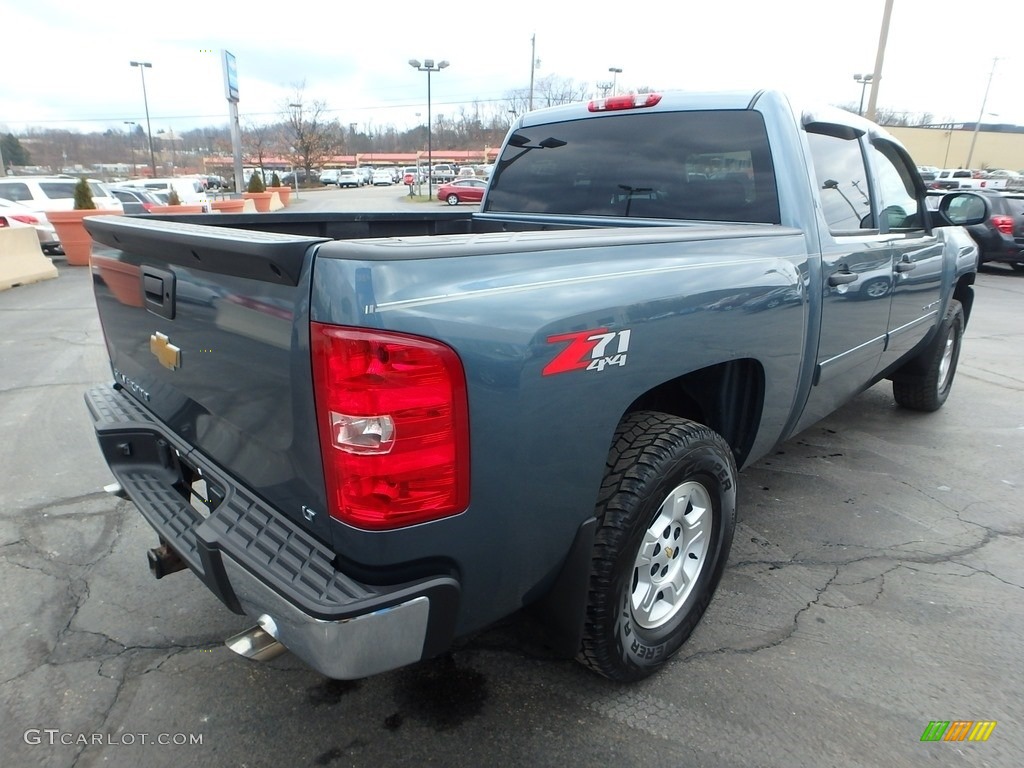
[120,178,209,209]
[0,176,123,212]
[320,169,342,186]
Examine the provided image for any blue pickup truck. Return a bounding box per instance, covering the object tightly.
[84,90,984,683]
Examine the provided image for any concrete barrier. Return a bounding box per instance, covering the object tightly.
[268,191,284,211]
[0,226,59,291]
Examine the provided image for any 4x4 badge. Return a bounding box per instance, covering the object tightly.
[150,332,181,370]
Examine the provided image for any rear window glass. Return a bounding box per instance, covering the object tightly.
[0,182,33,201]
[486,110,780,223]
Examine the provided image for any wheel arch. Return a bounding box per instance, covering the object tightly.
[954,273,975,327]
[623,358,765,468]
[530,359,763,656]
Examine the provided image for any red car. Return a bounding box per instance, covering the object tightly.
[437,178,487,205]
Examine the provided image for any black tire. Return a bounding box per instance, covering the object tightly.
[892,299,964,412]
[1010,263,1024,273]
[446,194,460,206]
[577,412,737,682]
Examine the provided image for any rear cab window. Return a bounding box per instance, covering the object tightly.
[486,110,781,223]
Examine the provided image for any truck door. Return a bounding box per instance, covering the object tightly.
[866,140,945,370]
[796,126,893,429]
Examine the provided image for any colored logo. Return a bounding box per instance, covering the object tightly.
[543,328,631,376]
[150,332,181,371]
[920,721,997,742]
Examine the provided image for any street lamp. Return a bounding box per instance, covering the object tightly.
[289,102,303,195]
[608,67,623,96]
[123,121,137,177]
[408,58,449,200]
[130,61,157,177]
[853,73,874,117]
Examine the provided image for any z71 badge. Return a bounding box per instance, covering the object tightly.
[543,328,631,376]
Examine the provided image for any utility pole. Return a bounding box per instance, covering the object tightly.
[965,58,999,169]
[864,0,893,122]
[528,33,536,113]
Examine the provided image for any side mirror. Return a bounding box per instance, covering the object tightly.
[934,192,990,227]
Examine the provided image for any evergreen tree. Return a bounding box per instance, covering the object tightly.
[2,133,31,166]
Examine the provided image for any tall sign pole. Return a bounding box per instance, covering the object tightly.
[222,50,243,193]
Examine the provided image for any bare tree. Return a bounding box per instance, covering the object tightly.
[282,83,341,180]
[504,74,590,117]
[243,119,275,181]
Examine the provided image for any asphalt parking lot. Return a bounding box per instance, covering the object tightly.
[1,191,1021,767]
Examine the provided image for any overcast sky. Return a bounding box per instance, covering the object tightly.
[2,0,1021,137]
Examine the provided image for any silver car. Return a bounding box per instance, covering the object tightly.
[0,197,62,254]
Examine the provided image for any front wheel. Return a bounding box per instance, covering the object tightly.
[892,299,964,411]
[577,412,737,682]
[446,194,460,206]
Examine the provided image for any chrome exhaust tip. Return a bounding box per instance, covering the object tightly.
[104,482,128,499]
[225,616,287,662]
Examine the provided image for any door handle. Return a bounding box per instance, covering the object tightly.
[895,261,916,273]
[828,272,858,286]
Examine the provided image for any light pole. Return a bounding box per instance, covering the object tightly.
[130,61,157,177]
[123,121,137,177]
[408,58,449,201]
[289,102,303,192]
[608,67,623,96]
[853,73,874,117]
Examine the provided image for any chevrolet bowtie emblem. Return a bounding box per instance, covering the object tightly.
[150,332,181,370]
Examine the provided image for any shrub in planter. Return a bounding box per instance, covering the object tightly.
[247,173,266,193]
[49,178,103,265]
[74,178,96,210]
[244,171,272,211]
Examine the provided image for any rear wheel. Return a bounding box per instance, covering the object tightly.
[577,412,737,682]
[892,299,964,411]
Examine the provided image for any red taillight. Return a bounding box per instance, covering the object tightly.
[311,323,469,530]
[991,214,1013,235]
[0,216,9,228]
[142,203,155,212]
[11,214,40,225]
[588,93,662,112]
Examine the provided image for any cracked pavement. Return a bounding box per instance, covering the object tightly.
[1,247,1021,768]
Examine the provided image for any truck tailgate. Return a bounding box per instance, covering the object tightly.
[84,215,332,535]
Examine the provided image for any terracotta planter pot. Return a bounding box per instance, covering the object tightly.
[148,204,206,214]
[48,209,110,266]
[211,199,246,213]
[91,255,143,307]
[267,186,292,206]
[243,191,273,212]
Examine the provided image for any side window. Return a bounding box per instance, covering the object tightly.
[867,141,923,231]
[0,182,33,202]
[39,182,77,199]
[806,131,873,233]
